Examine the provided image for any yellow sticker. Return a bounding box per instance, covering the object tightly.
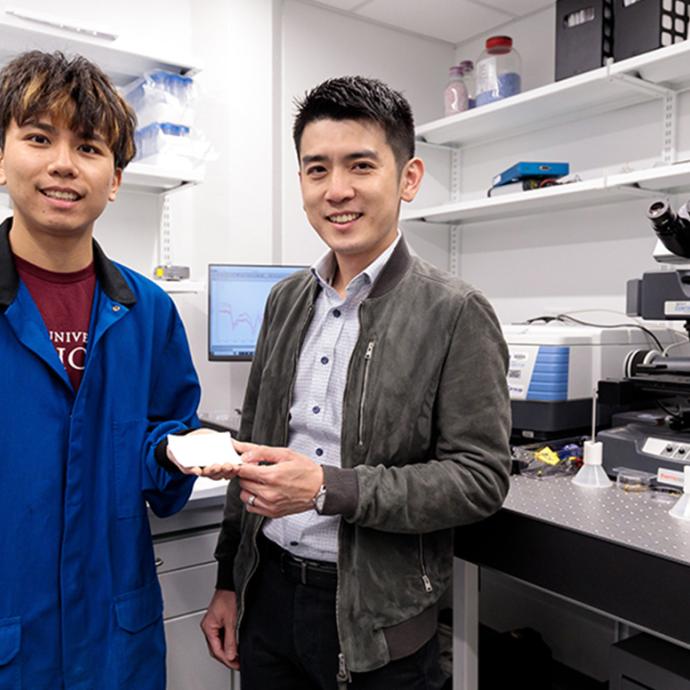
[535,447,560,466]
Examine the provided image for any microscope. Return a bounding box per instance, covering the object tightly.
[599,199,690,485]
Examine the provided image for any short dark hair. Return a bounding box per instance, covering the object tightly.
[0,51,136,169]
[293,76,415,172]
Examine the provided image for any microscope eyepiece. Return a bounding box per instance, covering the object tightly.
[647,198,690,259]
[648,200,670,221]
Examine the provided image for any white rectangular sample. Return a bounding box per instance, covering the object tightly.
[167,431,242,468]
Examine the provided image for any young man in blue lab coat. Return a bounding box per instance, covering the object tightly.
[201,76,511,689]
[0,51,202,689]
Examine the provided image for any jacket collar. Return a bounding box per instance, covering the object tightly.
[305,236,412,304]
[0,216,136,310]
[368,235,412,299]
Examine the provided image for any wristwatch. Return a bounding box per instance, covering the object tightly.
[312,484,327,514]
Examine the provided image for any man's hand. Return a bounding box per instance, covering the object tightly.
[234,442,324,518]
[200,590,240,670]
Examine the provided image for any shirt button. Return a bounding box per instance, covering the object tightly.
[112,305,121,312]
[312,406,321,415]
[333,309,341,318]
[321,356,329,365]
[315,448,324,457]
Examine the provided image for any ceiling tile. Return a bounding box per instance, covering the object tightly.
[312,0,370,10]
[480,0,554,17]
[355,0,513,44]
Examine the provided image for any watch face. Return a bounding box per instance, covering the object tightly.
[315,487,326,513]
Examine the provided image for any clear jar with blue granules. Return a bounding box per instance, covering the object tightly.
[475,35,521,107]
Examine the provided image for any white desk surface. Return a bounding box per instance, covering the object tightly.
[189,476,230,502]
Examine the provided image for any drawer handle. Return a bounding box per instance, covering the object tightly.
[155,557,164,568]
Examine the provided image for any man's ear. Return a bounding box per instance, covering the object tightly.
[108,168,122,202]
[0,149,6,187]
[400,157,425,203]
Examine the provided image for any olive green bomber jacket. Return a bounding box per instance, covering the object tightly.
[214,239,512,674]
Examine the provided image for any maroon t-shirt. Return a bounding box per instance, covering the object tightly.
[14,254,96,392]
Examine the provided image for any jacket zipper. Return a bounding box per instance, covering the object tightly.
[337,652,351,687]
[237,518,264,631]
[283,304,314,442]
[335,520,351,687]
[357,340,375,446]
[418,535,433,593]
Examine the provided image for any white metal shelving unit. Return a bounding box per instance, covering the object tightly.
[0,159,204,200]
[123,162,204,194]
[0,13,203,194]
[0,12,204,195]
[0,12,201,84]
[0,11,205,294]
[0,14,203,194]
[403,40,690,228]
[155,279,205,295]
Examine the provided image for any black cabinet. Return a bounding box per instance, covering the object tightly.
[610,634,690,690]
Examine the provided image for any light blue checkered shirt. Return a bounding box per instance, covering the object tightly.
[262,232,401,562]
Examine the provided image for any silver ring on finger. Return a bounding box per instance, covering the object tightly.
[248,494,257,507]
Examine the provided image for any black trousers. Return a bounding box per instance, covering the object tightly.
[238,538,445,690]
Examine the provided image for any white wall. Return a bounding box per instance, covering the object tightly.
[174,0,279,418]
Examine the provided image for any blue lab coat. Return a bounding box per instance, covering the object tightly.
[0,219,200,689]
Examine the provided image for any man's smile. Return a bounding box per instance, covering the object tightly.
[40,186,84,202]
[326,212,363,223]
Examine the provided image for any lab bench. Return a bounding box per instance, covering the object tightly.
[452,474,690,690]
[149,478,240,690]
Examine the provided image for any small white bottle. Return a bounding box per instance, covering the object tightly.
[459,60,476,109]
[443,65,468,117]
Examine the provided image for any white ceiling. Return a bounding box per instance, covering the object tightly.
[307,0,555,45]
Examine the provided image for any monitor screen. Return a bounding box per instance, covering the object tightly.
[208,264,305,361]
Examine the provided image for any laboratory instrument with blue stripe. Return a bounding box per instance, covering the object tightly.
[503,323,673,440]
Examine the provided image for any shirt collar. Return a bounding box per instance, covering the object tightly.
[0,216,136,309]
[311,229,402,291]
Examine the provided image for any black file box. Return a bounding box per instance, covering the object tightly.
[613,0,689,61]
[555,0,614,80]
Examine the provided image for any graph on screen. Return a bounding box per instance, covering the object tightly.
[208,264,304,360]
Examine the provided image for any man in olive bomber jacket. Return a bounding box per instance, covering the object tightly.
[201,76,512,690]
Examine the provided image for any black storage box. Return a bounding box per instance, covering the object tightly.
[610,633,690,689]
[555,0,614,80]
[614,0,689,61]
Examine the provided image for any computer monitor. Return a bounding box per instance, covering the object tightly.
[208,263,305,361]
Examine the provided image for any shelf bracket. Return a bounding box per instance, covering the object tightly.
[661,89,677,165]
[607,71,675,99]
[416,138,461,154]
[449,226,461,276]
[449,149,462,277]
[607,71,678,165]
[615,183,668,198]
[158,192,173,268]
